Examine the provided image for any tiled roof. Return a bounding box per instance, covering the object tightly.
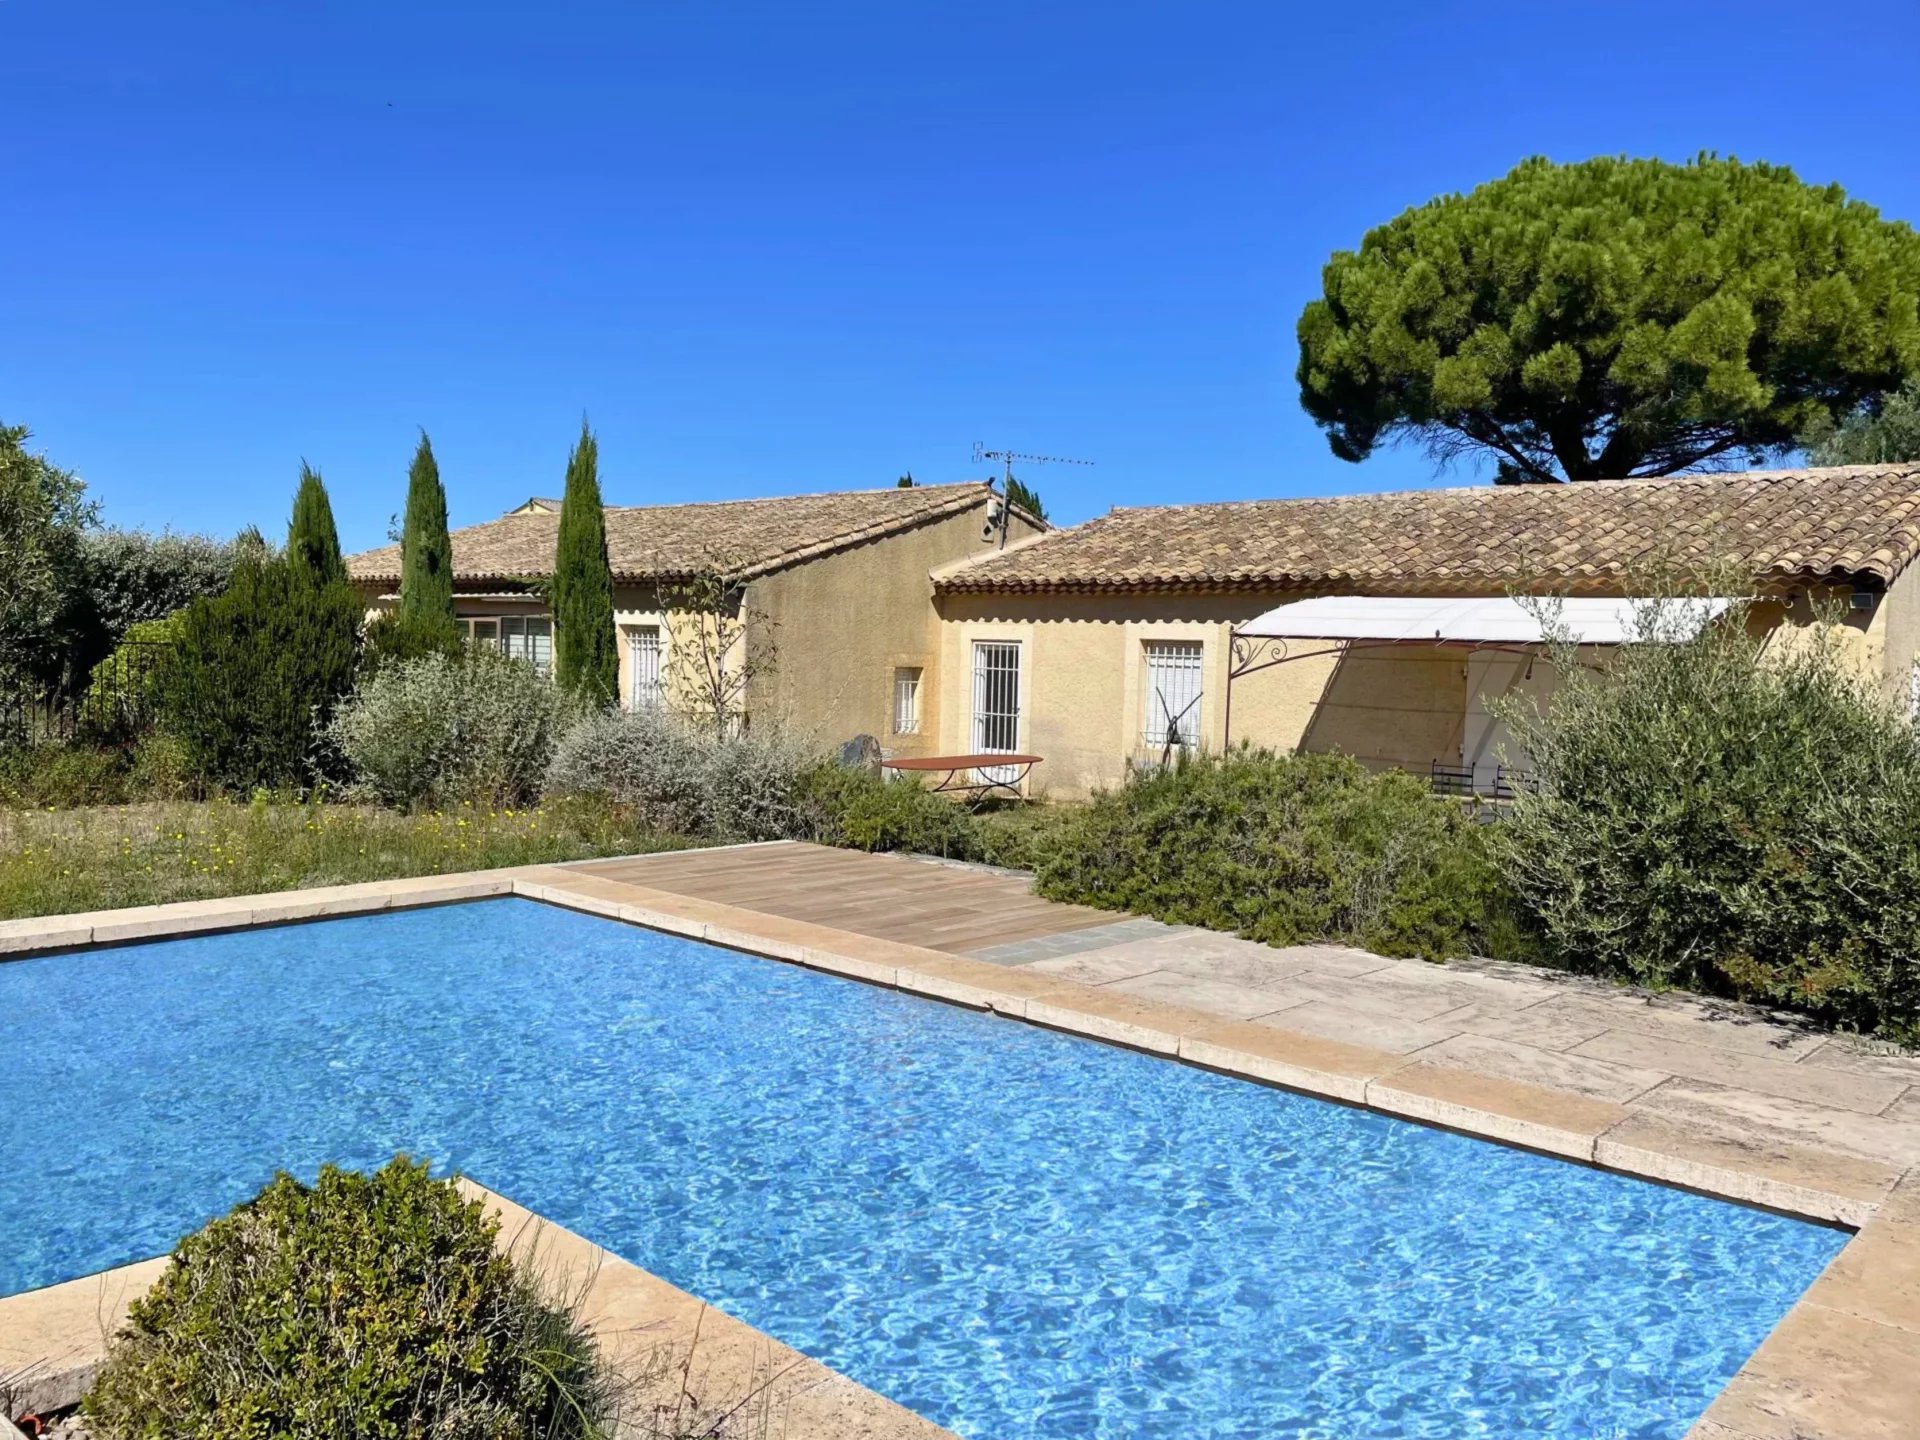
[935,464,1920,596]
[348,482,999,586]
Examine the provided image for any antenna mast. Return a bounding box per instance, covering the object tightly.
[971,442,1094,545]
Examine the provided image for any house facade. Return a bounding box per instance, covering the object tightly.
[928,464,1920,799]
[345,482,1045,750]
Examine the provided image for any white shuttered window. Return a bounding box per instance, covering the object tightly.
[1141,640,1203,751]
[971,641,1021,782]
[629,626,664,709]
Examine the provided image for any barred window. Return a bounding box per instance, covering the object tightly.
[1141,640,1203,751]
[629,626,664,709]
[893,666,922,735]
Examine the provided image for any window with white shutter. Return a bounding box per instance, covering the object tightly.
[630,626,664,709]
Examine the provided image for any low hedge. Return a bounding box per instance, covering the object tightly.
[795,763,982,858]
[1032,748,1509,961]
[84,1157,608,1440]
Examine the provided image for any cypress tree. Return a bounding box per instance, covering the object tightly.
[551,418,617,702]
[286,462,347,586]
[399,432,455,627]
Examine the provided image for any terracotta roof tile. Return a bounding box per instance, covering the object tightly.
[936,464,1920,596]
[348,481,998,586]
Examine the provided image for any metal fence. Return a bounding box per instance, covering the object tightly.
[0,641,173,750]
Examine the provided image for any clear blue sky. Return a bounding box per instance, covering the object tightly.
[5,1,1916,551]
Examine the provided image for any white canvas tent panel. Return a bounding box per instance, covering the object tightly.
[1235,595,1732,646]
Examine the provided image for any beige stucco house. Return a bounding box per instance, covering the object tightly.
[928,463,1920,799]
[345,481,1045,750]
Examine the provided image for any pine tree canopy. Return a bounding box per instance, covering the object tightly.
[399,432,454,625]
[286,462,346,587]
[1296,155,1920,483]
[551,419,617,702]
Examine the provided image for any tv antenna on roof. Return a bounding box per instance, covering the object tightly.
[972,442,1093,546]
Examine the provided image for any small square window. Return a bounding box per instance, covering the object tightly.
[892,666,922,735]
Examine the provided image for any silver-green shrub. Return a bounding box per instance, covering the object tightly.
[330,649,582,809]
[545,708,822,842]
[543,707,711,834]
[1493,597,1920,1037]
[703,730,825,841]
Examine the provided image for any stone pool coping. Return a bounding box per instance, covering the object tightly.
[4,860,1917,1438]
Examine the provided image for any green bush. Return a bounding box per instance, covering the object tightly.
[330,649,582,809]
[84,1157,607,1440]
[161,555,362,792]
[360,606,465,678]
[797,763,981,858]
[1493,600,1920,1037]
[80,613,180,740]
[1032,748,1505,960]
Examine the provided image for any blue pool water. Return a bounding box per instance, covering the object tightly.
[1,899,1844,1438]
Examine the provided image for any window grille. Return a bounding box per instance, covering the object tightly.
[630,626,664,709]
[971,641,1021,782]
[1141,640,1203,752]
[892,666,922,735]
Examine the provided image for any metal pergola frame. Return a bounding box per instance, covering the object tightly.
[1221,633,1547,750]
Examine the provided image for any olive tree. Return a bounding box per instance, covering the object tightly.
[0,422,96,690]
[1297,155,1920,483]
[1803,378,1920,465]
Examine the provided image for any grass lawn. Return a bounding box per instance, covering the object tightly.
[0,796,704,921]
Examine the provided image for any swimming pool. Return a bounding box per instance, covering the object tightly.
[1,898,1844,1438]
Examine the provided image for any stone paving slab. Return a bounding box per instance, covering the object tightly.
[1401,1032,1672,1104]
[1523,993,1830,1060]
[1594,1111,1902,1230]
[1246,999,1461,1055]
[1030,934,1317,989]
[1688,1298,1920,1439]
[1573,1027,1911,1115]
[0,1257,169,1416]
[1631,1079,1920,1169]
[1105,969,1297,1020]
[1369,1064,1630,1161]
[1421,998,1616,1052]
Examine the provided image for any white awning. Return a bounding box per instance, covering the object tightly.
[1235,595,1733,646]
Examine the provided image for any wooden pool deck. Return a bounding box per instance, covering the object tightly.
[570,843,1121,955]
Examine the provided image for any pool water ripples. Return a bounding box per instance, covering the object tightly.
[0,899,1846,1439]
